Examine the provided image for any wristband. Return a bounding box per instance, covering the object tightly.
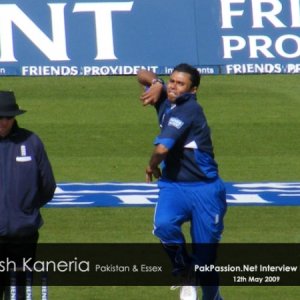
[151,78,164,85]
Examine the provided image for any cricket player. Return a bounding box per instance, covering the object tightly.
[137,64,227,300]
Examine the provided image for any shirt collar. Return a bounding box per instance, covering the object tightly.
[175,93,197,105]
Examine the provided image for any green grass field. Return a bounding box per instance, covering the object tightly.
[1,74,299,299]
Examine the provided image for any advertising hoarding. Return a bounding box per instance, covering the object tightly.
[0,0,299,75]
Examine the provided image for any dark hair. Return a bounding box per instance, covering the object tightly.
[173,63,201,88]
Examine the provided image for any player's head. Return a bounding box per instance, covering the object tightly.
[173,63,201,88]
[167,63,201,102]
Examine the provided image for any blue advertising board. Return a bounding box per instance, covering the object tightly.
[48,182,300,207]
[0,0,299,75]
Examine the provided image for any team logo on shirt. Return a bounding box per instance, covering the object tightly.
[16,145,32,162]
[168,117,184,129]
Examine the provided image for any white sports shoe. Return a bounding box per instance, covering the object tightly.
[179,286,198,300]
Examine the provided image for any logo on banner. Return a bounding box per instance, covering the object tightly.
[220,0,300,73]
[0,2,134,62]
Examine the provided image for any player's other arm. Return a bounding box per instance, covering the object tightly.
[137,69,164,106]
[146,144,168,183]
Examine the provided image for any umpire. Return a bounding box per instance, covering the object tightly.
[0,91,56,299]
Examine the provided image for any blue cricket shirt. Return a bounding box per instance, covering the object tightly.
[154,92,219,182]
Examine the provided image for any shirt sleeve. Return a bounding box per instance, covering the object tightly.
[154,109,192,150]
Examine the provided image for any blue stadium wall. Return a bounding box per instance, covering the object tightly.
[0,0,299,76]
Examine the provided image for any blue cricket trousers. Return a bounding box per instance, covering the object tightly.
[153,178,227,300]
[153,178,227,244]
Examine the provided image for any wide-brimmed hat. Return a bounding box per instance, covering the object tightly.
[0,91,26,117]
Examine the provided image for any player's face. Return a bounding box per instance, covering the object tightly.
[0,117,15,137]
[167,71,197,102]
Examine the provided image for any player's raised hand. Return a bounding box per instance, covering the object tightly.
[140,83,164,106]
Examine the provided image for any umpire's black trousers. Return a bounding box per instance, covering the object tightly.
[0,232,39,300]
